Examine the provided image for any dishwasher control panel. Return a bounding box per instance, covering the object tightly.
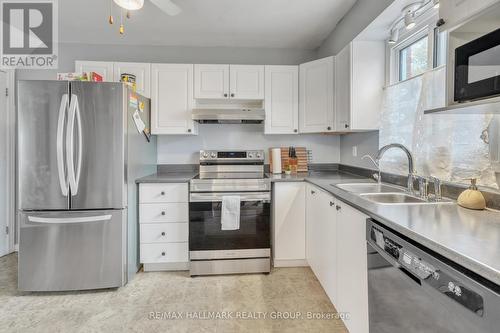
[369,222,486,318]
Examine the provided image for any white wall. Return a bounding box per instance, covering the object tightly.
[16,43,317,81]
[317,0,394,57]
[157,124,340,164]
[340,132,379,169]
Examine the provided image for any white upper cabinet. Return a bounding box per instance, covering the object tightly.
[194,64,264,100]
[439,0,498,29]
[335,41,385,131]
[194,64,230,99]
[229,65,265,100]
[76,61,151,97]
[264,66,299,134]
[75,61,114,81]
[113,62,151,98]
[299,56,335,133]
[151,64,196,135]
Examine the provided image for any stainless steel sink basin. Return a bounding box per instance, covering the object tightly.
[335,183,405,193]
[359,193,453,205]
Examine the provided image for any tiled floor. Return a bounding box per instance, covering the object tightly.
[0,253,348,333]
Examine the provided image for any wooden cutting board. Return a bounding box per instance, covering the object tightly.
[269,147,308,173]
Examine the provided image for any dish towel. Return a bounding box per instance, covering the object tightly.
[221,196,241,230]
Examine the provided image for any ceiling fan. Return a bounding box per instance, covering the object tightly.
[109,0,182,35]
[114,0,182,16]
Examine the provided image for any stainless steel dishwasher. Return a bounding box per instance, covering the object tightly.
[366,219,500,333]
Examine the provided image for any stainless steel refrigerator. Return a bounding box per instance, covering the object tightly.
[17,80,156,291]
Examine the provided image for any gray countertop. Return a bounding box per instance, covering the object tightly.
[138,169,500,285]
[299,172,500,286]
[135,172,198,183]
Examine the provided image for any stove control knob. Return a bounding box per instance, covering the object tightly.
[202,152,208,159]
[210,152,217,158]
[256,153,262,159]
[248,152,254,158]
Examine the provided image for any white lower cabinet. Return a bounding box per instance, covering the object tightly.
[139,183,189,271]
[306,183,369,333]
[336,202,369,333]
[305,184,338,301]
[272,182,306,266]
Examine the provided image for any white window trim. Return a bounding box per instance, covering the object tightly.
[388,11,439,85]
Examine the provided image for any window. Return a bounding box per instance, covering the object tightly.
[389,9,444,84]
[399,36,429,81]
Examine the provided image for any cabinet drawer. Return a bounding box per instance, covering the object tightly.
[140,243,188,263]
[140,223,188,243]
[139,183,188,203]
[139,203,188,223]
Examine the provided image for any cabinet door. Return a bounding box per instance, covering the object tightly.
[336,203,369,333]
[306,184,320,276]
[273,183,305,265]
[194,64,229,99]
[151,64,196,135]
[264,66,299,134]
[350,41,384,131]
[335,44,351,131]
[229,65,265,100]
[299,57,335,133]
[113,62,151,98]
[318,190,337,304]
[75,61,114,81]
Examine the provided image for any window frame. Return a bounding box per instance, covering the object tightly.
[389,11,440,84]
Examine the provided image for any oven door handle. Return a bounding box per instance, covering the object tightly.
[190,192,271,202]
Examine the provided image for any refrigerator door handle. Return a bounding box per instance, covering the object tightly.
[74,95,83,192]
[28,215,112,224]
[56,94,69,196]
[67,94,83,195]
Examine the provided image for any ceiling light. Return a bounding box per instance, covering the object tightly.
[404,11,416,30]
[388,28,399,44]
[433,0,440,9]
[113,0,144,10]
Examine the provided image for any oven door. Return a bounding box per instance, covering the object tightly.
[455,27,500,102]
[189,192,271,254]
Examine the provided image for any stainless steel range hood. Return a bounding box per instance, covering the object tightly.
[192,108,265,124]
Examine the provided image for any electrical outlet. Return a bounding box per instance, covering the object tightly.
[352,146,358,157]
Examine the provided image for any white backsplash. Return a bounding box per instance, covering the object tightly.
[157,124,340,164]
[379,67,498,189]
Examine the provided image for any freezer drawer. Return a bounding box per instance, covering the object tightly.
[19,210,126,291]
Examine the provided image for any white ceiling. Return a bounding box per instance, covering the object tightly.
[59,0,357,49]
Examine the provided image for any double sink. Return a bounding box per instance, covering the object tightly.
[334,183,454,205]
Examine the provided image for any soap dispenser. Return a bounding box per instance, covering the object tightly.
[457,179,486,210]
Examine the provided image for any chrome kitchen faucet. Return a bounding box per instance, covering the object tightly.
[376,144,415,194]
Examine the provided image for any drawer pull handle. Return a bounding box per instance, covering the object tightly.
[161,211,166,216]
[161,232,166,236]
[160,191,165,195]
[161,252,166,256]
